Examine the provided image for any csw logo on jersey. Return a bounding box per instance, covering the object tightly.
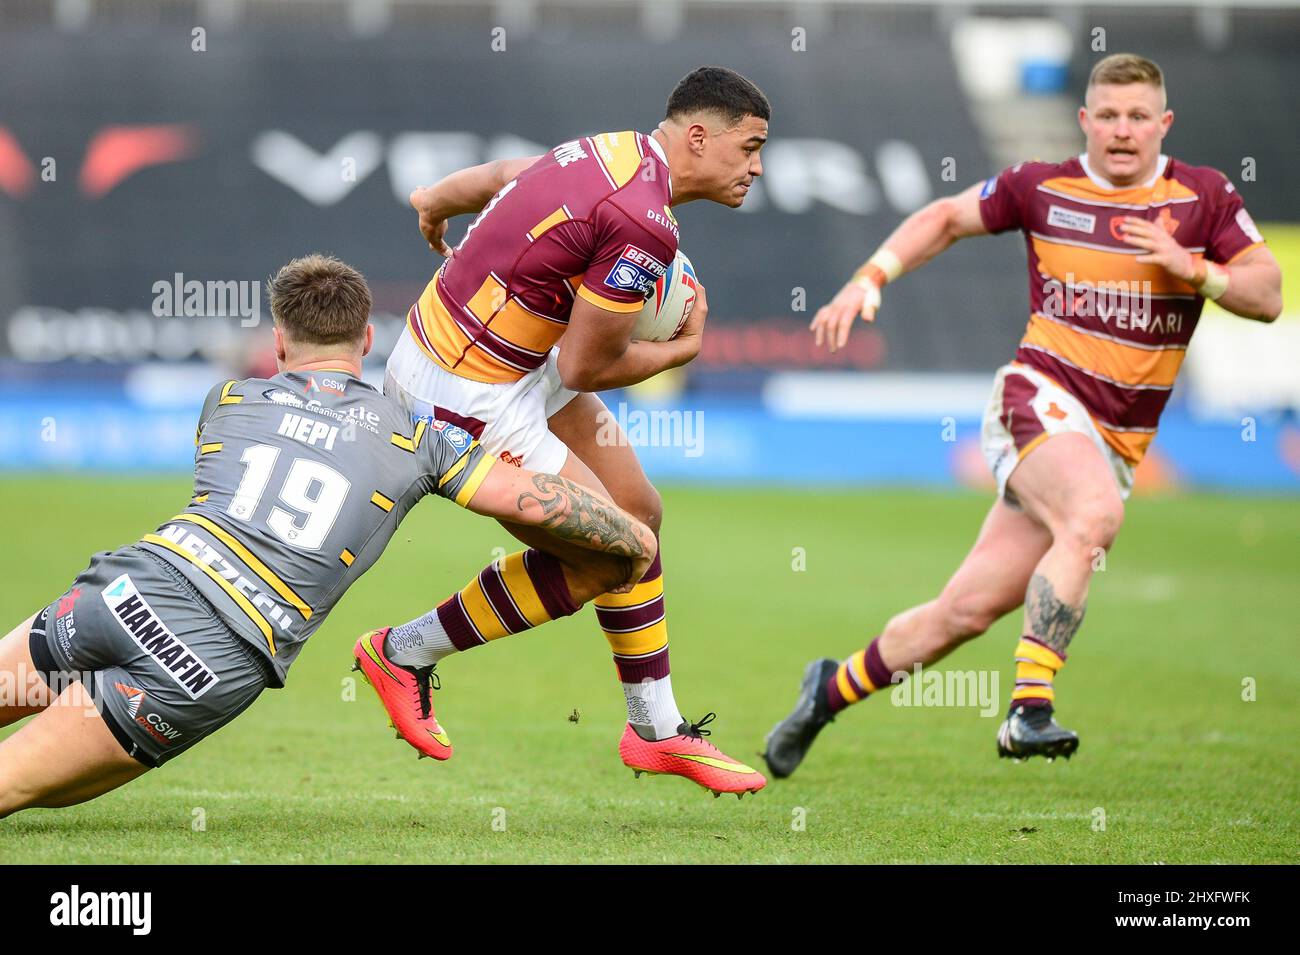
[604,244,668,297]
[430,418,473,452]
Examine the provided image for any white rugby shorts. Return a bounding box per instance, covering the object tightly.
[981,362,1135,504]
[384,328,580,474]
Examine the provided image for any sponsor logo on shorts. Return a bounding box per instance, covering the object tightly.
[604,244,667,297]
[499,450,523,468]
[56,587,82,619]
[114,682,146,718]
[101,574,220,699]
[53,587,83,654]
[53,591,79,654]
[137,711,183,745]
[1047,204,1096,234]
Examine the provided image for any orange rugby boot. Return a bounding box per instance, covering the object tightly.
[352,627,452,761]
[620,713,766,798]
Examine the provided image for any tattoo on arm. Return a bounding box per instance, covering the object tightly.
[516,474,646,558]
[1025,573,1086,655]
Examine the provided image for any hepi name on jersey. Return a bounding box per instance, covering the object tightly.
[277,411,339,449]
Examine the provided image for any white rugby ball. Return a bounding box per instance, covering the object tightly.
[633,251,698,342]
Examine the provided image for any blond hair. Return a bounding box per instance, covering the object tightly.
[1088,53,1166,108]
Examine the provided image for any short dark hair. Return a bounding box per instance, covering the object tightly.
[665,66,770,127]
[269,254,371,346]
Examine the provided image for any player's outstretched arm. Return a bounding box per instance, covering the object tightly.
[811,181,989,352]
[409,154,543,256]
[466,465,657,591]
[556,284,709,392]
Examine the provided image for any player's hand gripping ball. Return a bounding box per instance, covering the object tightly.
[633,250,698,342]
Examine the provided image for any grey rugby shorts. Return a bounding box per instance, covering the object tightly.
[29,545,274,767]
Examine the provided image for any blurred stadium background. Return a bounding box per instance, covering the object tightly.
[1,0,1297,491]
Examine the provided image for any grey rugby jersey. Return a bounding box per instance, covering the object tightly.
[136,369,495,684]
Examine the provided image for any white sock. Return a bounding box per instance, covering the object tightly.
[385,612,456,668]
[624,674,685,741]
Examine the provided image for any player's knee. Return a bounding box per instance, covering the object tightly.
[1059,496,1124,554]
[566,554,633,605]
[594,556,637,597]
[941,591,1002,643]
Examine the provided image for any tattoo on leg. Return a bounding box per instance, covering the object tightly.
[516,474,646,559]
[1025,573,1086,655]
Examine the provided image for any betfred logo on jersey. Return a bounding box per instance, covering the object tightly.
[604,244,668,297]
[101,574,220,699]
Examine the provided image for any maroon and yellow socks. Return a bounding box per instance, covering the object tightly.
[594,552,684,740]
[1011,636,1065,708]
[819,634,1067,718]
[386,549,577,668]
[389,547,686,741]
[825,637,895,715]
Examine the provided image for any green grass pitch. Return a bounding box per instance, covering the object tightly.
[1,477,1296,863]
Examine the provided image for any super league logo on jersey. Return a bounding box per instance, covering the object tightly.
[429,418,472,451]
[439,423,472,451]
[605,244,668,297]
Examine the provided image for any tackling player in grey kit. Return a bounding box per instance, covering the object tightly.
[0,255,655,818]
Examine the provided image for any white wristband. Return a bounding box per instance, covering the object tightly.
[1197,262,1230,301]
[866,248,904,284]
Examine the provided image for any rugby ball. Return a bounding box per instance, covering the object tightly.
[633,251,698,342]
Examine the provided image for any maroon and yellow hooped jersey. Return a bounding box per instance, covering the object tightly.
[407,130,678,384]
[979,154,1265,463]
